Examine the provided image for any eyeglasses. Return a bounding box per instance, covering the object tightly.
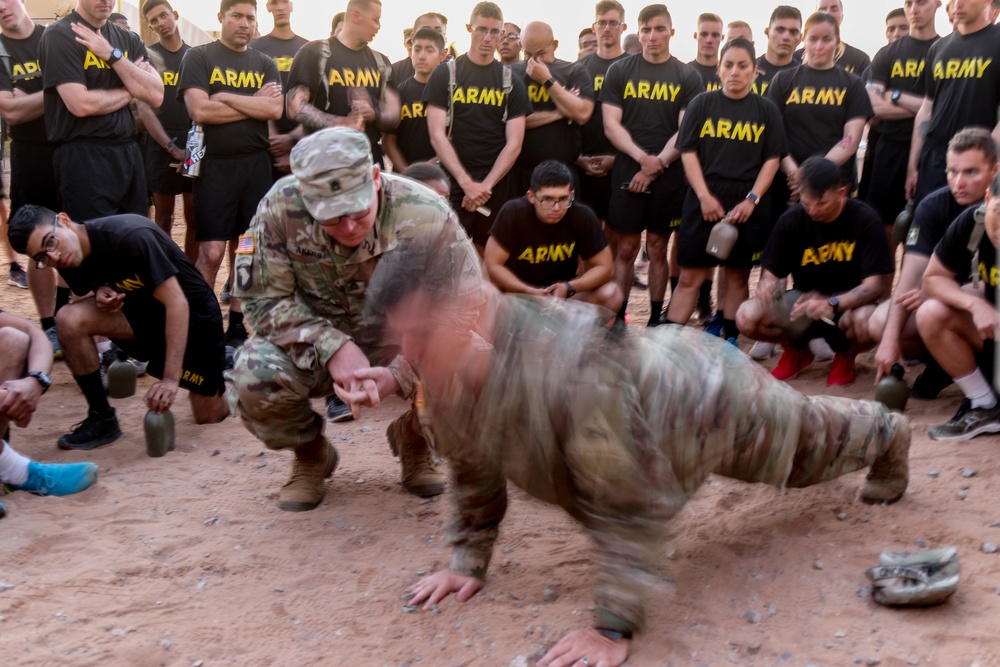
[537,196,574,210]
[319,208,370,227]
[595,20,622,29]
[32,215,59,269]
[473,26,502,38]
[498,32,519,42]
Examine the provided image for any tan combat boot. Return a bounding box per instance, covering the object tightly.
[859,415,910,505]
[278,436,340,511]
[386,410,445,497]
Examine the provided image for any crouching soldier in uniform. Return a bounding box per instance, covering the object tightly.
[229,126,474,511]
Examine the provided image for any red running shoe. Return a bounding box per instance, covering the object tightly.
[827,352,856,386]
[771,346,815,381]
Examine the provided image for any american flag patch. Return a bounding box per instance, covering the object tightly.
[235,234,254,254]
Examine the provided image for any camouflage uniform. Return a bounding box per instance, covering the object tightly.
[229,171,479,451]
[416,296,908,637]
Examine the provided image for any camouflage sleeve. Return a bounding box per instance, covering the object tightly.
[386,354,418,399]
[443,443,508,580]
[236,187,354,370]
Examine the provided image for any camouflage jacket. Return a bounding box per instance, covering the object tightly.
[234,173,475,396]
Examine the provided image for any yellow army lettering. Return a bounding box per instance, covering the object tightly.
[516,243,577,263]
[400,102,426,119]
[750,81,769,96]
[180,369,204,386]
[273,56,294,72]
[784,87,847,105]
[622,80,682,101]
[161,70,178,87]
[593,74,605,91]
[83,50,128,70]
[699,118,766,143]
[528,84,551,104]
[209,67,266,88]
[933,58,992,80]
[326,68,381,88]
[978,262,999,287]
[890,59,925,78]
[705,82,722,92]
[452,87,506,106]
[10,60,41,81]
[113,273,146,292]
[800,241,856,266]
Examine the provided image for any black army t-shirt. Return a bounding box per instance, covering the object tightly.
[751,56,797,96]
[490,197,607,287]
[761,198,894,293]
[676,90,786,182]
[177,40,280,157]
[250,33,308,133]
[59,215,218,329]
[868,35,938,142]
[287,37,392,162]
[905,185,970,257]
[147,41,191,134]
[578,51,629,155]
[601,54,702,154]
[765,64,872,182]
[39,11,148,143]
[513,58,593,166]
[393,77,434,163]
[392,57,415,86]
[934,205,997,301]
[921,24,1000,154]
[424,55,531,172]
[0,24,47,143]
[688,59,721,92]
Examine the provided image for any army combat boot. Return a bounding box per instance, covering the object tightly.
[386,410,445,497]
[859,415,910,505]
[278,436,339,511]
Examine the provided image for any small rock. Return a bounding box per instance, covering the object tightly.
[192,661,204,667]
[360,426,373,433]
[542,587,558,602]
[994,585,1000,595]
[510,592,523,601]
[982,543,998,554]
[211,449,220,456]
[0,583,15,593]
[743,610,761,624]
[813,560,824,570]
[402,605,418,614]
[857,586,872,598]
[355,478,365,484]
[197,581,207,590]
[907,659,920,666]
[159,639,172,650]
[962,469,977,478]
[509,657,530,667]
[835,631,847,638]
[836,512,848,521]
[959,491,968,500]
[274,587,284,593]
[256,461,267,468]
[990,520,1000,528]
[960,484,970,491]
[927,470,940,478]
[502,546,515,554]
[865,659,881,666]
[915,539,928,548]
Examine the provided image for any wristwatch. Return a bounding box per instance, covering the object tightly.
[563,281,576,298]
[828,295,841,315]
[745,192,759,205]
[106,48,123,65]
[543,77,557,89]
[27,370,52,394]
[890,89,902,106]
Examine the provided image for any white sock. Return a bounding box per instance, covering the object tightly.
[0,441,31,486]
[96,340,113,354]
[954,369,997,409]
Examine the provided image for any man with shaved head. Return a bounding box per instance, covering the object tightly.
[509,21,595,194]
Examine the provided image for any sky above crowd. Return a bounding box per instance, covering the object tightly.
[162,0,955,64]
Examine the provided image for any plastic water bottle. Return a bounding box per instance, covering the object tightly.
[875,364,909,412]
[144,410,175,458]
[182,123,205,178]
[106,349,136,399]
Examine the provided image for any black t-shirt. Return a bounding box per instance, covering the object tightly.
[765,64,872,183]
[39,11,148,143]
[490,196,607,286]
[58,215,218,330]
[601,54,702,154]
[688,59,722,92]
[868,35,939,142]
[287,37,393,163]
[392,57,415,85]
[392,77,434,163]
[905,185,970,256]
[793,42,871,76]
[751,56,797,96]
[922,24,1000,153]
[676,91,786,182]
[177,41,279,157]
[934,205,997,301]
[761,198,894,293]
[0,24,47,143]
[147,41,191,135]
[513,58,593,166]
[423,55,532,172]
[578,51,629,155]
[250,33,308,133]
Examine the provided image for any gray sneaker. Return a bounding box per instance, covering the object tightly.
[928,399,1000,441]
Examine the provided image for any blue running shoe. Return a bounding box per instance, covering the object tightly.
[704,312,724,337]
[11,461,99,496]
[726,336,739,348]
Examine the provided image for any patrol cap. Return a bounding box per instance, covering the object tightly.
[291,127,375,221]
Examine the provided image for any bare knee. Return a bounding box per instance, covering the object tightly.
[0,328,29,376]
[55,301,94,338]
[914,298,954,336]
[616,234,642,263]
[190,394,230,424]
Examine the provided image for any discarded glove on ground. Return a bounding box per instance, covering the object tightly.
[866,546,960,606]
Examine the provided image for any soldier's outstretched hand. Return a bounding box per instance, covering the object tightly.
[408,569,483,609]
[333,367,401,418]
[537,628,630,667]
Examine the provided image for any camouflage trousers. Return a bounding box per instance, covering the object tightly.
[228,336,421,451]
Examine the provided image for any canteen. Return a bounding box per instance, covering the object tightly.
[144,409,176,458]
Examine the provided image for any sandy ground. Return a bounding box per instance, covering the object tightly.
[2,217,1000,667]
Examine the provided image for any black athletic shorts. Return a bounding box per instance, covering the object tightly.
[145,131,193,197]
[789,316,852,354]
[607,156,684,235]
[577,168,613,221]
[865,137,910,225]
[914,142,948,205]
[54,140,148,220]
[9,140,60,215]
[193,151,272,242]
[116,305,226,397]
[677,180,771,271]
[449,170,514,247]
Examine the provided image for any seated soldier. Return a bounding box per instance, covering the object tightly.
[916,173,1000,440]
[869,128,999,395]
[0,309,98,498]
[484,160,622,312]
[737,157,894,386]
[8,207,230,450]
